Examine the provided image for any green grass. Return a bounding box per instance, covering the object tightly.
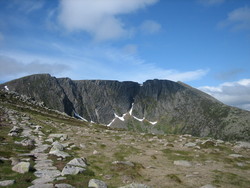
[212,170,250,187]
[162,148,194,161]
[113,144,141,161]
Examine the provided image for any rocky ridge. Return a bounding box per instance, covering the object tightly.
[1,74,250,141]
[0,88,250,187]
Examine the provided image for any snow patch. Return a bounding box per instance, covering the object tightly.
[129,103,134,115]
[73,111,88,122]
[149,121,158,125]
[133,116,145,122]
[114,113,126,121]
[107,118,115,127]
[4,86,9,91]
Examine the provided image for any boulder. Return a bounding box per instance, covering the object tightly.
[49,150,70,158]
[88,179,107,188]
[61,165,85,176]
[67,158,87,168]
[50,141,64,151]
[12,162,30,173]
[0,180,15,186]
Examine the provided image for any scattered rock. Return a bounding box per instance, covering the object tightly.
[173,160,192,167]
[34,169,61,178]
[0,157,9,161]
[49,150,70,158]
[119,183,151,188]
[28,184,54,188]
[104,174,113,180]
[12,162,30,173]
[201,140,216,148]
[32,177,54,184]
[200,184,216,188]
[45,138,54,143]
[80,144,86,148]
[9,157,20,166]
[229,154,243,158]
[93,150,99,155]
[88,179,107,188]
[235,141,250,149]
[48,134,68,140]
[184,142,196,147]
[112,161,134,167]
[15,138,35,147]
[55,183,75,188]
[0,180,15,186]
[50,141,64,151]
[8,126,22,136]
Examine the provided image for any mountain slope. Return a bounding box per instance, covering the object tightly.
[1,74,250,141]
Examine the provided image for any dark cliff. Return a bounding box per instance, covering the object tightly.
[1,74,250,141]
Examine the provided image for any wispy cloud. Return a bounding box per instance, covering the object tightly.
[199,79,250,111]
[215,69,244,81]
[219,6,250,32]
[0,55,70,81]
[58,0,159,41]
[139,20,162,35]
[11,0,45,13]
[198,0,225,6]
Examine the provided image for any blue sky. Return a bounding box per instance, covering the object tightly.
[0,0,250,110]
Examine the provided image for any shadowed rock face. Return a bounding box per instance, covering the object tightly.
[1,74,250,141]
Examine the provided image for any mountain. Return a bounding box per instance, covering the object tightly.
[1,74,250,141]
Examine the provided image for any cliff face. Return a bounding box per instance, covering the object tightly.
[1,74,250,141]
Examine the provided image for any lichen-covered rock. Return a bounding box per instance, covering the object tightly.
[0,180,15,186]
[88,179,107,188]
[12,162,30,173]
[61,165,85,176]
[67,158,87,168]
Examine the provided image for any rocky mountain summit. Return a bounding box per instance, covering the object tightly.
[1,74,250,141]
[0,88,250,187]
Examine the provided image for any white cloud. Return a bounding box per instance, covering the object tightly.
[219,6,250,31]
[199,79,250,111]
[140,20,161,34]
[58,0,158,41]
[198,0,225,6]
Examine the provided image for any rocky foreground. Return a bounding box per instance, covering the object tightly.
[0,90,250,188]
